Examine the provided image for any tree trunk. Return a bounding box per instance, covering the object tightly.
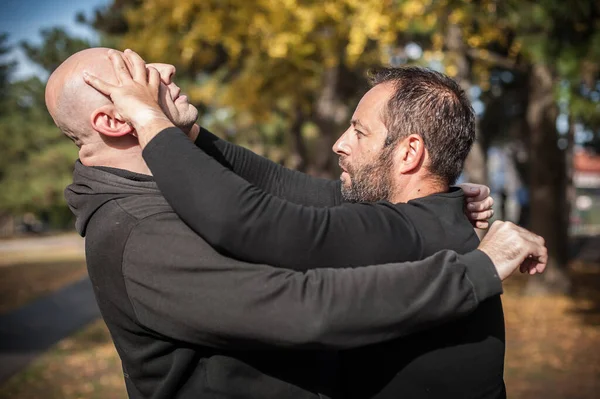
[564,116,576,252]
[0,214,16,238]
[311,65,349,178]
[288,105,308,172]
[463,140,488,184]
[445,24,487,184]
[524,64,571,295]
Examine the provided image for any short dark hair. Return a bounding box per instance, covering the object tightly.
[369,66,476,185]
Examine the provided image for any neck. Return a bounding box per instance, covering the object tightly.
[389,173,448,203]
[79,144,152,175]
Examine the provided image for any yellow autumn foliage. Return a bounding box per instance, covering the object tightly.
[117,0,512,127]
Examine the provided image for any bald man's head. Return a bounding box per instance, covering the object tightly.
[47,47,198,153]
[46,47,118,146]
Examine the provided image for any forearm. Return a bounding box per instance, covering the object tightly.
[194,127,342,207]
[128,228,502,350]
[280,250,501,349]
[144,128,420,269]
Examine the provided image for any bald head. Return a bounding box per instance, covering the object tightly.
[46,47,119,146]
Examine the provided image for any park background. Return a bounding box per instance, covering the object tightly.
[0,0,599,398]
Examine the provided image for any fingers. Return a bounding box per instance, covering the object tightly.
[467,196,494,212]
[461,184,480,198]
[480,219,548,280]
[470,209,494,221]
[124,49,147,82]
[479,185,491,199]
[520,257,535,273]
[536,245,548,266]
[108,49,133,83]
[525,256,547,275]
[535,261,547,274]
[461,183,491,202]
[519,234,548,275]
[147,66,161,97]
[474,220,489,229]
[82,71,115,96]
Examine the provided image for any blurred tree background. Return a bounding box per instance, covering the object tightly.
[0,30,90,231]
[1,0,599,294]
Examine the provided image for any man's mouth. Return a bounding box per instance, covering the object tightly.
[172,88,181,101]
[338,160,349,174]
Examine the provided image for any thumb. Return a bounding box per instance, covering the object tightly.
[460,183,481,198]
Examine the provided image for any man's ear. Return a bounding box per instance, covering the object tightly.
[90,105,134,137]
[395,134,426,174]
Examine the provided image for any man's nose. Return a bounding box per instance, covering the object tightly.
[148,63,176,85]
[332,132,351,156]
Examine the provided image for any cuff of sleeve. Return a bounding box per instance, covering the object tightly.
[143,127,183,158]
[461,249,503,303]
[194,127,217,147]
[192,127,233,168]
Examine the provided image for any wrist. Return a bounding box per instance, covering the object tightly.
[133,111,175,148]
[461,250,503,301]
[187,124,200,142]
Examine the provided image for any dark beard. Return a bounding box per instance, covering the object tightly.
[340,148,394,203]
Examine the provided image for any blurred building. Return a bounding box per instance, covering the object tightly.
[571,149,600,236]
[484,145,600,237]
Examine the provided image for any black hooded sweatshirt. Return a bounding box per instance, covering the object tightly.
[65,156,501,399]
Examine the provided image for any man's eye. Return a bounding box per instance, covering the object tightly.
[355,129,364,138]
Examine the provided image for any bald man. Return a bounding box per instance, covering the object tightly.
[49,48,546,399]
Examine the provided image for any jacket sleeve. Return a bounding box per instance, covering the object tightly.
[143,128,423,269]
[194,127,342,207]
[122,216,502,350]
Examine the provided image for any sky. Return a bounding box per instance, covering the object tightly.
[2,0,111,80]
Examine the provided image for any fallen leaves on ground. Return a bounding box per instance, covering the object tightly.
[0,320,127,399]
[504,261,600,399]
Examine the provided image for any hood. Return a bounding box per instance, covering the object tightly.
[65,161,160,237]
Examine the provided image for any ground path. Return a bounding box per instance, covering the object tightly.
[0,234,99,383]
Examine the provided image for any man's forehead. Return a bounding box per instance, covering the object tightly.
[363,83,394,106]
[351,83,393,130]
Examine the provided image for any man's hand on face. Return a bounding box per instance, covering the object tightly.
[478,220,547,281]
[83,49,175,147]
[459,183,494,229]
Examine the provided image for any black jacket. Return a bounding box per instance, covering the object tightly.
[66,160,501,399]
[140,127,506,398]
